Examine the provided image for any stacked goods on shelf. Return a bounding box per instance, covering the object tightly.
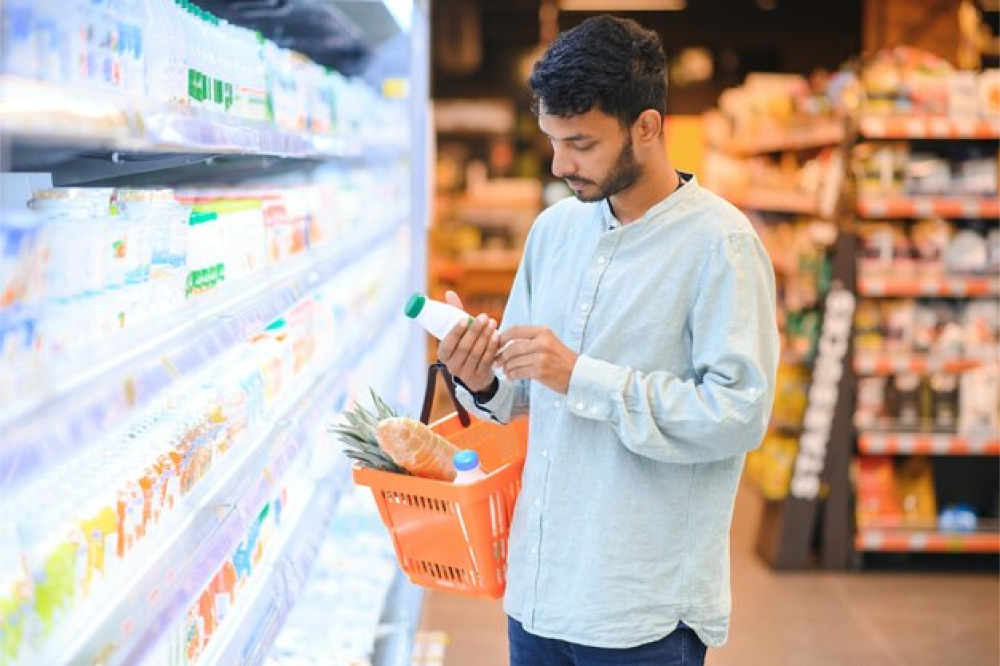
[0,1,429,662]
[0,225,412,665]
[703,72,846,217]
[703,73,843,501]
[0,0,408,151]
[0,165,408,407]
[849,47,1000,557]
[263,486,401,666]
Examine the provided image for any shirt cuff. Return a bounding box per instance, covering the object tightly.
[453,376,499,410]
[566,355,627,421]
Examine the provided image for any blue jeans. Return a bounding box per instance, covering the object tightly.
[507,617,708,666]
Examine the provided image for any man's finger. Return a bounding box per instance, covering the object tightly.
[502,352,539,379]
[494,337,530,368]
[476,329,502,376]
[445,290,464,310]
[499,326,541,346]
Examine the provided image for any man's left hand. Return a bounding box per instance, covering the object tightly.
[495,326,579,395]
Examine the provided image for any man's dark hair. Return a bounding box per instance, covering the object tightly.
[528,15,667,128]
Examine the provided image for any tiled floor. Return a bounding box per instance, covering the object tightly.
[419,476,999,666]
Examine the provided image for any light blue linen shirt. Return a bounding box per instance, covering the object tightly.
[455,174,779,649]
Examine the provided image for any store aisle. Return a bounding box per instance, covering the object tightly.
[419,476,999,666]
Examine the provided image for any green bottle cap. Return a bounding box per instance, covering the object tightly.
[404,292,426,318]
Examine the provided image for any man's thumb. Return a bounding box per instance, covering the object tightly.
[444,290,464,310]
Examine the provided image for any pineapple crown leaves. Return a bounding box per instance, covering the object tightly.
[329,387,410,475]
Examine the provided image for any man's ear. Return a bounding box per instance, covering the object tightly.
[635,109,664,143]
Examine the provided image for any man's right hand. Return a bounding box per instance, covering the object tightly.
[437,290,501,392]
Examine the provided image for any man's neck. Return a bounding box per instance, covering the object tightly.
[607,161,680,225]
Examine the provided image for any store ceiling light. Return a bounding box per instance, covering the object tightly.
[559,0,687,10]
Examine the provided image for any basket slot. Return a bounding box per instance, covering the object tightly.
[414,559,480,588]
[383,489,452,515]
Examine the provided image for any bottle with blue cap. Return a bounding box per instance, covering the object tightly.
[453,449,487,485]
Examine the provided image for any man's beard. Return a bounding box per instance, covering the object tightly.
[566,136,643,203]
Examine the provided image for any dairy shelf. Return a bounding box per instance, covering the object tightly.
[192,467,347,666]
[0,76,405,161]
[857,432,1000,456]
[0,219,407,492]
[856,195,1000,219]
[40,303,399,666]
[858,114,1000,140]
[191,319,413,666]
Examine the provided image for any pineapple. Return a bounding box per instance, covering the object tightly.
[329,388,410,474]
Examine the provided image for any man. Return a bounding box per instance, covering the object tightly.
[438,15,778,666]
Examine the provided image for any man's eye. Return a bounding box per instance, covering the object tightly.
[574,143,595,151]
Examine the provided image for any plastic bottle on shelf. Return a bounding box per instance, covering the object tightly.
[144,0,187,105]
[404,292,473,340]
[453,449,487,485]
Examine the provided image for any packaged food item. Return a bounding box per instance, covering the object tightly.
[959,365,999,436]
[895,457,937,528]
[856,377,888,428]
[853,300,884,352]
[929,373,960,431]
[910,218,951,274]
[945,229,988,274]
[854,456,901,527]
[890,373,922,428]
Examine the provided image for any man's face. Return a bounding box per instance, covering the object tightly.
[539,108,642,202]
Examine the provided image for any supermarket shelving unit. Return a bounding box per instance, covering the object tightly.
[754,110,1000,570]
[845,113,1000,566]
[0,2,431,665]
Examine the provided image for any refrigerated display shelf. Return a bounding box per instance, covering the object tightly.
[373,572,426,666]
[728,119,845,156]
[728,189,820,215]
[858,432,1000,455]
[856,528,1000,553]
[34,302,399,666]
[0,218,407,491]
[194,467,347,666]
[856,274,1000,297]
[858,114,1000,140]
[0,76,403,160]
[196,318,413,666]
[853,352,998,375]
[856,194,1000,219]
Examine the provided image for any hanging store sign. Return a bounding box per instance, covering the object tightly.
[789,285,856,500]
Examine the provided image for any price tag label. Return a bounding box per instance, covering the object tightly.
[913,199,934,217]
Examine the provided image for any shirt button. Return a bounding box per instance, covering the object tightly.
[580,303,589,312]
[597,256,606,264]
[542,450,549,458]
[553,399,562,409]
[590,406,598,415]
[534,499,541,507]
[575,401,585,411]
[530,546,538,554]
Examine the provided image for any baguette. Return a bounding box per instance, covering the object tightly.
[376,417,461,481]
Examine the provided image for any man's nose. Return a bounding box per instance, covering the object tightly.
[551,149,575,179]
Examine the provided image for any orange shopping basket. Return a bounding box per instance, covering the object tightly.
[352,362,528,599]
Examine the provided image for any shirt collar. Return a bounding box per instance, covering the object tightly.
[602,171,696,231]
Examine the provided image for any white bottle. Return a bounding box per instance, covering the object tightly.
[404,292,473,340]
[453,449,487,485]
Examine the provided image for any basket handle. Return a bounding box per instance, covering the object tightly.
[420,361,472,427]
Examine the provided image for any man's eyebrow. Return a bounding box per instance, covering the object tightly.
[544,132,593,141]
